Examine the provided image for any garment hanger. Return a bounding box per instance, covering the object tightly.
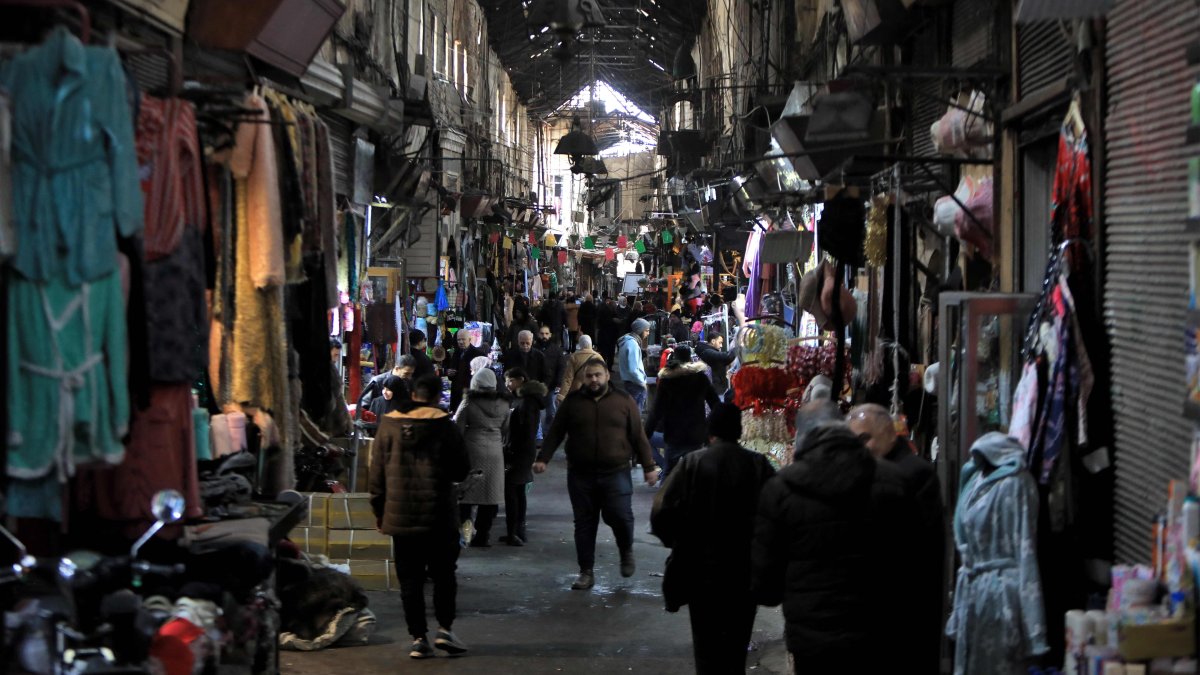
[1065,91,1086,137]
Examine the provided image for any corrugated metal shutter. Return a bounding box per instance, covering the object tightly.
[1017,22,1076,98]
[321,112,353,200]
[1104,0,1199,563]
[952,0,996,68]
[911,20,945,159]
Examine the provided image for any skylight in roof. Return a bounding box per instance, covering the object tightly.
[555,80,656,124]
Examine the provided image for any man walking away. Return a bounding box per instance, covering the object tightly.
[651,403,775,675]
[750,423,918,672]
[559,334,601,402]
[502,367,545,546]
[644,346,721,477]
[534,359,660,590]
[596,295,620,364]
[564,295,581,351]
[616,318,651,411]
[848,403,944,674]
[578,293,597,344]
[368,375,471,659]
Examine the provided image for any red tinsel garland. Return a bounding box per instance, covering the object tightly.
[785,343,853,394]
[731,366,799,410]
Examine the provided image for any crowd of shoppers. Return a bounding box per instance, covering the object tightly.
[368,288,947,674]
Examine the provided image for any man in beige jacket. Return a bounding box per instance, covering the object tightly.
[557,334,602,404]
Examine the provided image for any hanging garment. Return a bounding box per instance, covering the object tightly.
[313,118,339,310]
[145,222,209,384]
[7,272,130,520]
[224,98,291,450]
[0,26,144,284]
[135,96,203,261]
[79,383,204,526]
[262,95,305,283]
[947,433,1048,675]
[744,230,764,318]
[0,90,13,260]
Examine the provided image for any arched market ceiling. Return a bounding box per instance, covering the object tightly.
[480,0,708,119]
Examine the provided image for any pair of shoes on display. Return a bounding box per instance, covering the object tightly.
[410,629,469,659]
[571,569,595,590]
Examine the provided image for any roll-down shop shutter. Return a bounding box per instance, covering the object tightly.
[1104,0,1199,563]
[1017,22,1076,99]
[321,112,354,201]
[951,0,997,68]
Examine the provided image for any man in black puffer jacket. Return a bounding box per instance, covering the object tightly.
[750,422,920,673]
[643,346,721,476]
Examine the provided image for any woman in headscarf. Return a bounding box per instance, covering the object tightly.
[454,369,508,547]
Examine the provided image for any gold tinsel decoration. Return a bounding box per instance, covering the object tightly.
[864,194,890,268]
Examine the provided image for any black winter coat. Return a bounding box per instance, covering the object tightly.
[536,339,566,392]
[644,362,721,448]
[501,348,547,386]
[578,300,597,337]
[695,341,735,393]
[368,406,470,536]
[751,425,919,671]
[884,442,945,675]
[651,441,775,611]
[504,381,547,484]
[449,345,488,411]
[410,347,435,380]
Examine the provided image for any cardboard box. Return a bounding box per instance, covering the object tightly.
[300,493,330,528]
[1117,615,1194,661]
[327,493,376,530]
[327,529,393,560]
[334,559,396,591]
[289,526,327,555]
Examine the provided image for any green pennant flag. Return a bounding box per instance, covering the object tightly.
[531,246,542,260]
[584,236,596,249]
[661,229,674,244]
[635,239,646,253]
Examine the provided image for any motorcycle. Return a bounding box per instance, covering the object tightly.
[293,444,354,493]
[1,490,187,675]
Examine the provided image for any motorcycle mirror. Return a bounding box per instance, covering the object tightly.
[130,490,186,558]
[150,490,186,525]
[0,523,27,563]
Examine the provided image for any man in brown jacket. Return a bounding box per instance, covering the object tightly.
[557,334,602,404]
[534,359,660,591]
[369,375,471,659]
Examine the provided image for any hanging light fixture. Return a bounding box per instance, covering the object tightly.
[671,39,696,80]
[554,117,599,163]
[528,0,606,60]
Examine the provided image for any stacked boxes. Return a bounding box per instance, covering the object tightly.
[290,492,397,591]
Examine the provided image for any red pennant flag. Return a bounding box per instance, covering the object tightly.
[617,235,628,248]
[604,247,615,262]
[528,231,537,244]
[557,250,568,264]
